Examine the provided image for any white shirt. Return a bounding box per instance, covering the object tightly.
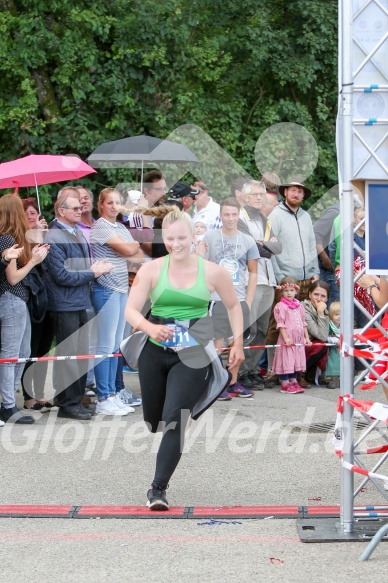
[192,197,221,230]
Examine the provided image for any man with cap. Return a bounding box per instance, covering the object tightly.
[167,182,200,213]
[265,177,319,387]
[191,181,221,230]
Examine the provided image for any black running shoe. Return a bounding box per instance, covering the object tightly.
[237,373,257,390]
[146,487,169,511]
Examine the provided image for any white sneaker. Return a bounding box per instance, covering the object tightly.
[0,419,4,427]
[95,398,129,416]
[111,394,135,413]
[384,481,388,491]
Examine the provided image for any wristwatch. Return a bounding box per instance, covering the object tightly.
[0,256,10,266]
[367,284,377,296]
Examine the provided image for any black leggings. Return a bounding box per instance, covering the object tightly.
[138,340,211,490]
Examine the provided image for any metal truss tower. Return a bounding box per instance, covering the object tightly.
[338,0,388,534]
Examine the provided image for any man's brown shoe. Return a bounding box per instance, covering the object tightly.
[298,373,312,389]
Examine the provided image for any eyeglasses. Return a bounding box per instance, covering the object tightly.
[151,187,168,193]
[248,192,265,197]
[61,206,82,212]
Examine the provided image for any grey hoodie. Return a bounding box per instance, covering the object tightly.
[268,202,319,282]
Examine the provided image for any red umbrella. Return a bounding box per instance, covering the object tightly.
[0,154,96,211]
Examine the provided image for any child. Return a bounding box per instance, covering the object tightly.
[272,277,311,394]
[326,301,340,388]
[194,220,207,242]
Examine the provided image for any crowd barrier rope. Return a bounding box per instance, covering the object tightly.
[0,343,335,365]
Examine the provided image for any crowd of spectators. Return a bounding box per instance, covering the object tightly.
[0,170,377,426]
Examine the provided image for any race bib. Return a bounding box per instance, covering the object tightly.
[219,258,239,286]
[161,324,199,351]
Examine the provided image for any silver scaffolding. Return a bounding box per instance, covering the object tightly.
[338,0,388,534]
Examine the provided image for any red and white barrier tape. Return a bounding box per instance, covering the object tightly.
[0,353,121,365]
[0,343,333,364]
[337,394,388,423]
[340,331,388,362]
[333,395,388,489]
[354,445,388,456]
[340,459,388,486]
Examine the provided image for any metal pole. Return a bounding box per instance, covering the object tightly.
[339,0,354,533]
[359,523,388,561]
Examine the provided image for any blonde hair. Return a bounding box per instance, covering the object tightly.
[329,301,340,320]
[116,203,180,219]
[97,187,121,215]
[162,208,195,234]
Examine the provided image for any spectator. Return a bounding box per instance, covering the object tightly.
[20,198,54,410]
[272,277,311,394]
[313,203,340,307]
[76,186,96,244]
[143,169,168,207]
[334,207,373,327]
[120,190,154,243]
[0,194,49,424]
[328,196,364,269]
[357,275,388,402]
[90,187,144,416]
[74,185,98,395]
[302,280,335,388]
[200,197,259,399]
[237,180,282,389]
[261,192,280,217]
[167,181,199,213]
[194,220,207,243]
[23,197,48,244]
[231,176,249,208]
[43,187,113,420]
[266,177,319,387]
[260,172,281,201]
[326,301,341,388]
[192,181,221,230]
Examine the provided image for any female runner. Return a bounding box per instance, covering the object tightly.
[125,209,244,510]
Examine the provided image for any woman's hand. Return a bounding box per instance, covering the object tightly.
[30,244,50,265]
[357,274,375,289]
[228,343,245,369]
[311,297,327,316]
[36,216,48,230]
[305,337,312,346]
[148,324,175,343]
[3,244,23,262]
[283,336,292,346]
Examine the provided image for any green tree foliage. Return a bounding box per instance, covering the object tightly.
[0,0,338,207]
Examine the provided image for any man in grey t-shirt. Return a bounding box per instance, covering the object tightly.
[200,197,259,399]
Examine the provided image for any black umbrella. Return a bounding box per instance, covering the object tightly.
[87,135,198,190]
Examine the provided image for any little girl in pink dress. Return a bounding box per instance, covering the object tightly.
[272,277,311,394]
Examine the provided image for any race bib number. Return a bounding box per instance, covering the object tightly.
[161,324,199,350]
[219,258,239,286]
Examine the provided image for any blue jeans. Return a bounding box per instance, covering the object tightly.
[90,283,127,400]
[85,306,97,386]
[0,292,31,408]
[319,268,339,308]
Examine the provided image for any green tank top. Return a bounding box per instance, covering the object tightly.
[150,255,210,321]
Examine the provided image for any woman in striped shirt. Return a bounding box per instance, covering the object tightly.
[90,188,144,416]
